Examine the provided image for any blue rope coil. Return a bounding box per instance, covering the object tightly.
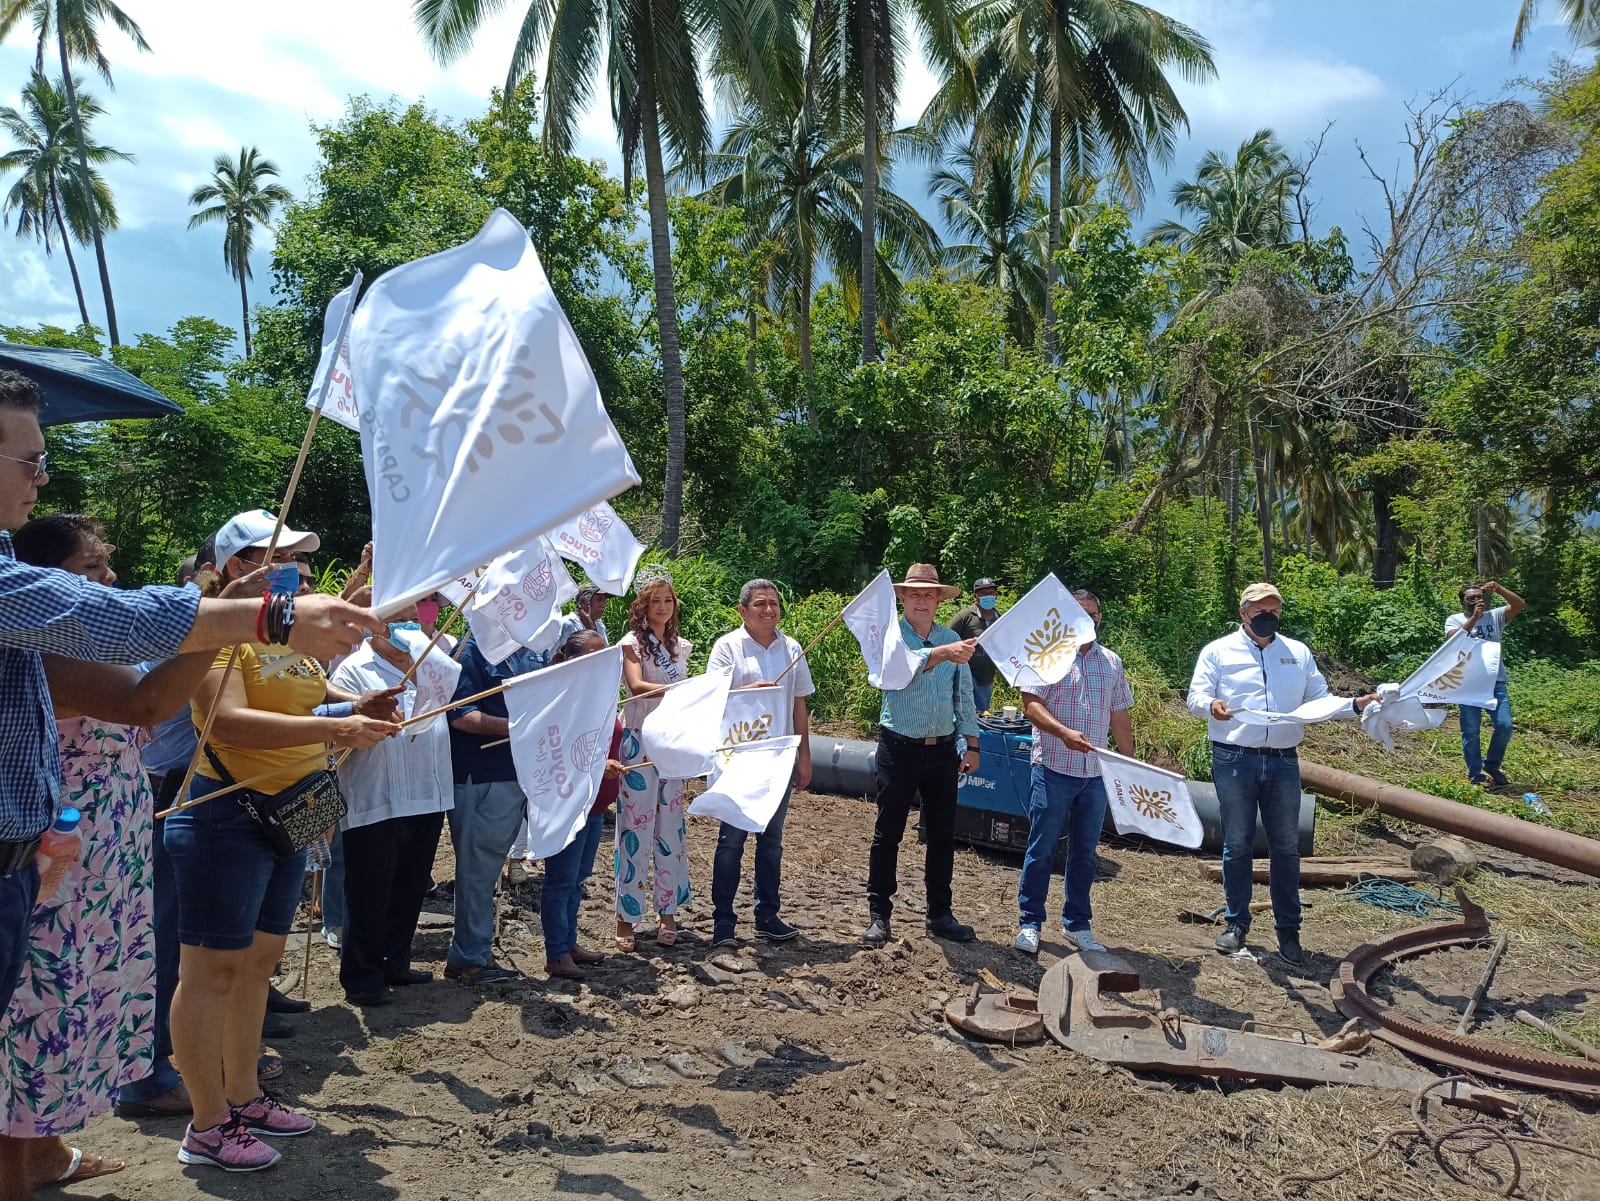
[1337,873,1464,917]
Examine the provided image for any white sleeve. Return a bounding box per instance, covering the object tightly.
[705,635,737,677]
[1186,647,1219,719]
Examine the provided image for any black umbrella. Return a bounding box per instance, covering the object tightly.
[0,341,183,426]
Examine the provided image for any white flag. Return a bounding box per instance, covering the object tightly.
[1098,750,1203,849]
[547,502,646,595]
[711,685,782,784]
[505,646,623,859]
[977,573,1098,689]
[639,671,733,779]
[306,273,362,433]
[465,538,576,663]
[1230,694,1356,728]
[1361,685,1448,753]
[438,566,486,608]
[689,736,800,833]
[392,628,461,733]
[842,571,920,691]
[352,208,640,615]
[1399,631,1501,709]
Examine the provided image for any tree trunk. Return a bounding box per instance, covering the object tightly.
[1249,412,1273,581]
[56,11,118,347]
[1226,433,1240,543]
[639,78,687,555]
[1372,479,1400,590]
[1044,106,1061,364]
[48,179,90,328]
[858,0,879,363]
[1277,460,1292,558]
[239,265,252,359]
[1475,503,1490,580]
[798,264,814,377]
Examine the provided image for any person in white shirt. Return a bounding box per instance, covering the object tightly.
[1445,580,1524,788]
[329,614,454,1007]
[1187,582,1377,964]
[703,580,814,946]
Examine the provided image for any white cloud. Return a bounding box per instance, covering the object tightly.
[1178,54,1384,131]
[0,242,81,329]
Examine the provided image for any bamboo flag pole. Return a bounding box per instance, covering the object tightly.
[154,747,336,819]
[167,273,363,817]
[770,609,846,686]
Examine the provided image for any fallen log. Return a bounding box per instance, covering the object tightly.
[1204,858,1417,886]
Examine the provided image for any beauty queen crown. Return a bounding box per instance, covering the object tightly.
[632,563,674,591]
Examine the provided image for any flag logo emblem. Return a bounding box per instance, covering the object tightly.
[570,728,604,771]
[1023,608,1077,675]
[522,559,555,602]
[1427,648,1471,693]
[720,714,774,764]
[1126,782,1179,824]
[578,506,614,543]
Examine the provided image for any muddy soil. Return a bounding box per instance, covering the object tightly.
[70,791,1599,1201]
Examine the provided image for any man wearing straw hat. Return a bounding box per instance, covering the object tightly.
[864,564,981,946]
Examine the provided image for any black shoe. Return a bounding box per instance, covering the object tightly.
[711,922,737,948]
[444,960,520,984]
[863,916,890,947]
[266,985,310,1014]
[385,969,433,986]
[1276,928,1305,965]
[1215,923,1246,954]
[925,914,976,943]
[1486,767,1512,790]
[755,917,799,942]
[261,1011,295,1040]
[345,986,395,1007]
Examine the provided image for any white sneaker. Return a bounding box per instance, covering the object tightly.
[1013,926,1040,955]
[1065,927,1105,953]
[322,927,342,951]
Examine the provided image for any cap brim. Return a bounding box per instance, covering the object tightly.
[246,529,321,555]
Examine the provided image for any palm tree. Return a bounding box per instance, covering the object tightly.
[1513,0,1600,50]
[808,0,965,362]
[0,0,151,346]
[0,70,128,328]
[929,0,1215,362]
[415,0,791,553]
[186,148,291,358]
[1145,129,1303,278]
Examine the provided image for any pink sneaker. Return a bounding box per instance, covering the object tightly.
[178,1115,282,1171]
[232,1093,317,1137]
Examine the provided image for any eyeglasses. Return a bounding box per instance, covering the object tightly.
[0,451,47,483]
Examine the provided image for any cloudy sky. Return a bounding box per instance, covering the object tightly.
[0,0,1584,344]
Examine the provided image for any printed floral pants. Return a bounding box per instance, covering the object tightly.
[614,729,691,921]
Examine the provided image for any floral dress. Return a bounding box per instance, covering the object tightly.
[1,717,154,1137]
[616,632,693,921]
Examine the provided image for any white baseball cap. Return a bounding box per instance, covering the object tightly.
[213,509,321,566]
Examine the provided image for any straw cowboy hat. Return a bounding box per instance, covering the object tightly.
[892,563,961,601]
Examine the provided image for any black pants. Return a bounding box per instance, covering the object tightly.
[866,735,958,922]
[339,810,446,995]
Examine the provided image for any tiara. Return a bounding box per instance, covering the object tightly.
[633,563,673,590]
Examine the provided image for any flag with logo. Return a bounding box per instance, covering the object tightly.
[1229,694,1356,728]
[688,736,800,833]
[842,570,920,691]
[1361,684,1448,753]
[639,670,734,779]
[351,207,640,615]
[505,646,624,859]
[977,573,1098,689]
[391,627,461,733]
[1399,631,1501,709]
[438,566,486,608]
[305,271,362,433]
[1097,750,1203,849]
[548,501,646,595]
[464,538,576,664]
[710,685,782,784]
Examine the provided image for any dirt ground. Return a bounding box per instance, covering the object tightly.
[66,789,1600,1201]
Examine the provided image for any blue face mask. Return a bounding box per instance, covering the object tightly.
[386,621,421,643]
[978,595,998,611]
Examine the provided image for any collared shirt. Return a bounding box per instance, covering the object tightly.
[448,639,547,784]
[879,618,980,740]
[557,614,609,646]
[1187,627,1345,749]
[1028,642,1133,778]
[331,642,453,830]
[0,534,198,840]
[1445,606,1509,683]
[705,626,815,737]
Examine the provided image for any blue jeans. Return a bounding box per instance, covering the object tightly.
[0,862,40,1016]
[540,813,605,958]
[320,824,346,935]
[711,784,792,928]
[972,682,994,715]
[1211,745,1303,931]
[1017,766,1107,931]
[116,816,181,1102]
[447,779,527,969]
[1459,680,1513,780]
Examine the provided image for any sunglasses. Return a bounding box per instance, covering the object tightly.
[0,451,48,483]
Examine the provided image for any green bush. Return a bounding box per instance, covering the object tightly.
[1507,658,1600,744]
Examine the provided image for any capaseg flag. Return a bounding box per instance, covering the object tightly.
[548,501,646,595]
[306,271,362,433]
[639,671,734,779]
[505,646,624,859]
[1097,749,1203,849]
[711,685,782,785]
[842,570,920,691]
[1399,630,1501,709]
[689,736,801,834]
[393,627,461,733]
[464,538,576,664]
[352,207,640,615]
[977,574,1098,689]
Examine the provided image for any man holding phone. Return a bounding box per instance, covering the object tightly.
[1447,580,1525,788]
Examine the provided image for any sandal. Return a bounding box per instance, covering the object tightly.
[657,918,678,947]
[48,1147,125,1185]
[614,922,635,952]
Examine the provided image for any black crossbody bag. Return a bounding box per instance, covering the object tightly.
[203,744,347,858]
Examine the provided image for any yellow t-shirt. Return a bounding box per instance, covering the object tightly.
[193,643,330,794]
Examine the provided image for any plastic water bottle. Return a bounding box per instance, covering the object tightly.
[34,807,81,901]
[1522,792,1552,818]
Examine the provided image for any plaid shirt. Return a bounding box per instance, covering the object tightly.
[0,533,198,839]
[1028,642,1133,778]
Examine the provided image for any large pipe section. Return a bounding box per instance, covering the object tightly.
[1298,759,1600,879]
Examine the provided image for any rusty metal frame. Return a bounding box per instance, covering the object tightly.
[1331,889,1600,1098]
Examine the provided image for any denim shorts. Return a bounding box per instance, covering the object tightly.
[164,776,309,950]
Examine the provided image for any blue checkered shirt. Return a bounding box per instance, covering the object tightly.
[878,618,980,739]
[1028,642,1133,778]
[0,532,199,840]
